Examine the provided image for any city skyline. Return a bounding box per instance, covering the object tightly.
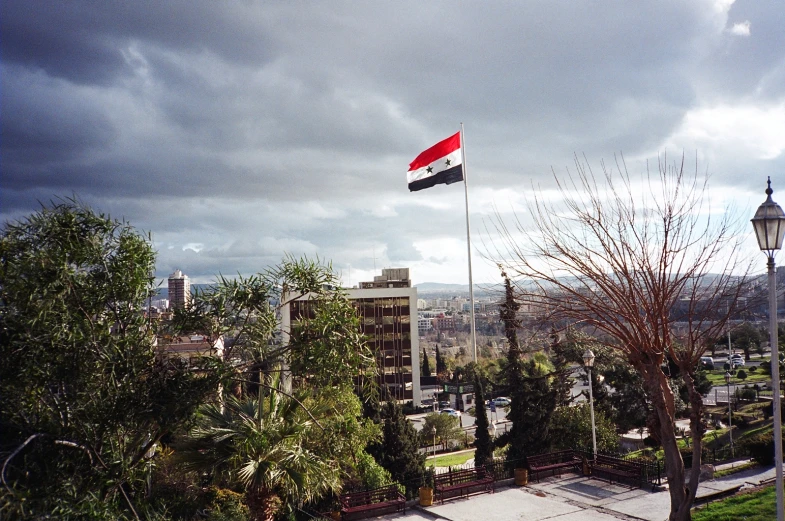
[2,1,784,287]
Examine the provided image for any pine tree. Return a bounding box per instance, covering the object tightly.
[498,271,527,466]
[421,349,432,377]
[435,344,447,375]
[367,400,426,495]
[497,271,556,467]
[473,372,493,466]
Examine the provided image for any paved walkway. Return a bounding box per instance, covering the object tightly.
[368,462,784,521]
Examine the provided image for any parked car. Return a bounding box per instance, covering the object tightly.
[699,356,715,370]
[492,397,511,407]
[440,408,461,418]
[730,354,745,368]
[439,401,450,409]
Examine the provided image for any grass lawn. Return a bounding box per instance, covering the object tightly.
[703,370,769,386]
[426,450,475,468]
[692,485,775,521]
[713,461,758,478]
[626,427,733,461]
[738,422,772,441]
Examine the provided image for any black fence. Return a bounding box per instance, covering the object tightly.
[429,449,663,487]
[682,444,751,468]
[340,447,666,506]
[573,448,663,488]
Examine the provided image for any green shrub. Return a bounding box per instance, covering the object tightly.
[203,488,250,521]
[736,369,748,381]
[737,388,757,401]
[741,432,775,466]
[762,402,785,420]
[355,451,393,490]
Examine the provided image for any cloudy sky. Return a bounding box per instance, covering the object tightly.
[2,1,784,286]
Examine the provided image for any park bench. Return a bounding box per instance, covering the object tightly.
[339,484,405,521]
[434,466,494,503]
[527,450,582,482]
[590,454,643,488]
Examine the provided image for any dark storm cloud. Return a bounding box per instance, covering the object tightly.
[2,0,784,283]
[0,2,281,84]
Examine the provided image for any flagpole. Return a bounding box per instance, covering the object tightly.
[460,122,477,363]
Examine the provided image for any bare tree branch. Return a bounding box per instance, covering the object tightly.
[488,153,752,521]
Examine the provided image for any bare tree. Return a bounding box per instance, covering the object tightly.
[490,154,751,521]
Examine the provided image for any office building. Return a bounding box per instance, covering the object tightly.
[281,268,421,404]
[168,269,191,310]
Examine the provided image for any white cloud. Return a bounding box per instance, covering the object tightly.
[711,0,736,14]
[665,103,785,161]
[730,21,751,36]
[182,243,204,252]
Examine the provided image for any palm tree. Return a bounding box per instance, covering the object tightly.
[179,391,340,521]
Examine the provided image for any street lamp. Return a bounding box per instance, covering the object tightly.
[431,426,437,458]
[751,176,785,521]
[488,420,497,440]
[583,349,598,459]
[725,371,734,458]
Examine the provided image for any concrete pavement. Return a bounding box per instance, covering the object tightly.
[369,462,784,521]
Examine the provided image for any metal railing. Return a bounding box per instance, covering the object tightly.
[572,448,662,487]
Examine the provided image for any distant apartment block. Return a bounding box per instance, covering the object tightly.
[157,334,224,365]
[418,316,433,336]
[432,313,455,332]
[168,269,191,310]
[149,298,170,311]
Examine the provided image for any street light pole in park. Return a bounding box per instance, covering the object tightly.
[725,371,734,458]
[751,177,785,521]
[583,349,597,459]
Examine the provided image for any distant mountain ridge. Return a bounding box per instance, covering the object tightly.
[415,282,503,298]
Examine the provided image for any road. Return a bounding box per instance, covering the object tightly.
[411,405,508,429]
[416,354,774,434]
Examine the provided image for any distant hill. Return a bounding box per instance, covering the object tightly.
[415,282,503,298]
[414,282,469,292]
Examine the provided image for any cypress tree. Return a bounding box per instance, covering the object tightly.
[435,344,447,375]
[496,271,557,467]
[473,372,493,466]
[367,400,426,495]
[498,271,528,466]
[421,349,432,377]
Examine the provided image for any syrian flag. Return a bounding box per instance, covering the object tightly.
[407,132,463,192]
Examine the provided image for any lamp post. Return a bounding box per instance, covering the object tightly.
[751,176,785,521]
[725,371,734,458]
[431,426,437,458]
[583,349,597,459]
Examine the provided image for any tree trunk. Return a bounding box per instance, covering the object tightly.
[677,370,707,521]
[641,365,691,521]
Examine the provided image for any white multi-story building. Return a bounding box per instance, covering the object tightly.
[168,269,191,310]
[418,316,433,336]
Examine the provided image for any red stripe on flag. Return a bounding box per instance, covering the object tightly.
[408,132,461,172]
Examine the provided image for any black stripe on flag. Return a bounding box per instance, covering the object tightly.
[408,165,464,192]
